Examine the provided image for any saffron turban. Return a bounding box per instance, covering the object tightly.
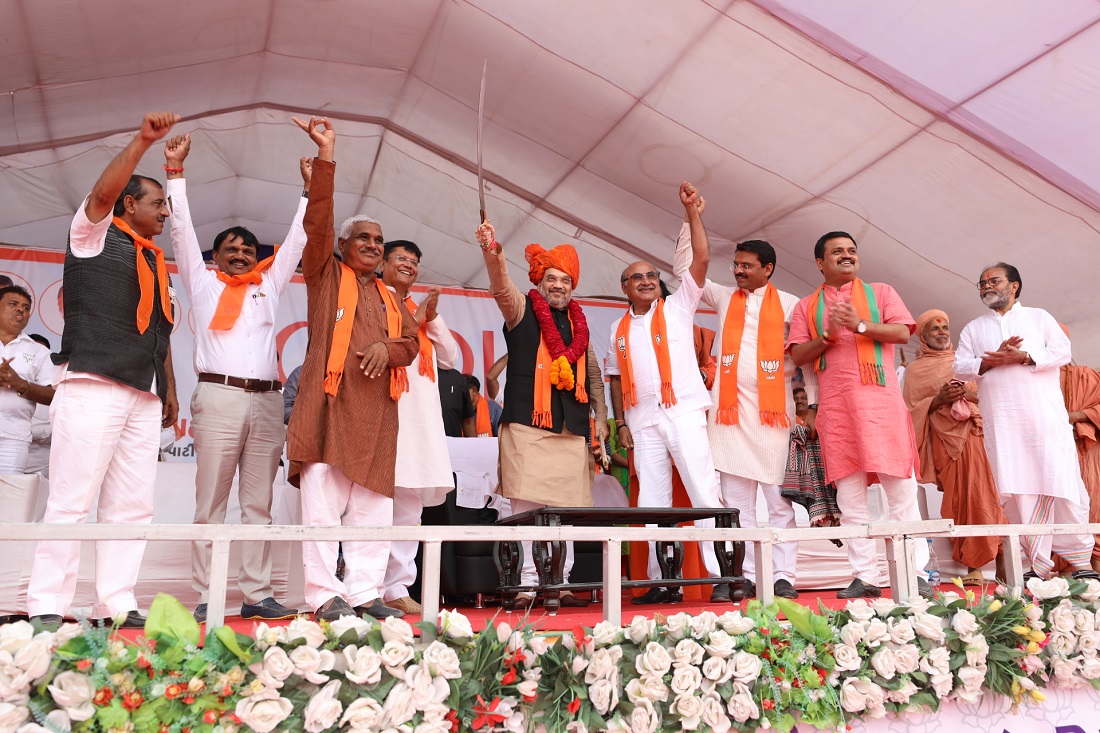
[915,309,949,342]
[525,243,580,289]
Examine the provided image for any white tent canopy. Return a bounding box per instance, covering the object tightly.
[3,0,1099,359]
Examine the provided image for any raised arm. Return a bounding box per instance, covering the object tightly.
[476,220,526,330]
[267,157,312,296]
[86,112,180,224]
[680,182,709,288]
[163,134,208,296]
[292,116,336,281]
[486,353,508,400]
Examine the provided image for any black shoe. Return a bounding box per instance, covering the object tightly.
[354,599,405,619]
[98,610,145,629]
[774,579,799,599]
[314,596,356,623]
[836,579,881,599]
[732,580,757,602]
[557,593,589,608]
[30,614,63,632]
[242,597,299,620]
[631,587,673,605]
[916,576,935,599]
[193,604,207,624]
[1073,569,1100,581]
[709,584,731,603]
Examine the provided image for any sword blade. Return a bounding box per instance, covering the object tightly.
[477,59,487,224]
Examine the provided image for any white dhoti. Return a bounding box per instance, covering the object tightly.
[719,474,798,584]
[833,471,930,585]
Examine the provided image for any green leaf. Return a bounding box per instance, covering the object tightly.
[145,594,200,647]
[213,625,251,663]
[95,700,129,731]
[776,598,815,641]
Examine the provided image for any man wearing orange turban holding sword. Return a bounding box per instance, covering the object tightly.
[474,219,608,609]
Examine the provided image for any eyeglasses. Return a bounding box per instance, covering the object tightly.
[621,270,660,284]
[389,254,420,267]
[976,277,1005,290]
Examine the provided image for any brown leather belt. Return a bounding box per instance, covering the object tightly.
[198,372,282,392]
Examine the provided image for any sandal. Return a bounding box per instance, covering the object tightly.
[960,570,985,586]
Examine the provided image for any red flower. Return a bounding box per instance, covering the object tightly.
[183,696,195,705]
[528,290,590,365]
[165,684,183,700]
[203,710,218,724]
[567,696,581,715]
[762,698,775,711]
[572,624,592,649]
[501,666,517,686]
[121,691,144,712]
[761,627,771,635]
[136,654,151,669]
[445,709,460,733]
[227,714,241,725]
[472,696,508,731]
[76,659,92,671]
[93,688,113,707]
[221,684,233,698]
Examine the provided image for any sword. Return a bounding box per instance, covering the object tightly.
[477,59,487,224]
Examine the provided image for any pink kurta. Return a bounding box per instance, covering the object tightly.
[787,282,918,484]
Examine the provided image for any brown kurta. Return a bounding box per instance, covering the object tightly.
[286,158,419,495]
[903,346,1005,568]
[1062,364,1100,558]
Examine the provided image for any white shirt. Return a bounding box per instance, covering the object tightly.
[955,301,1080,500]
[168,178,307,380]
[604,267,711,431]
[0,334,57,442]
[673,223,800,483]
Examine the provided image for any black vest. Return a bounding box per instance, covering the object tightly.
[54,223,172,401]
[500,295,590,435]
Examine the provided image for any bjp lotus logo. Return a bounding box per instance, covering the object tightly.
[760,359,781,378]
[616,336,626,354]
[721,353,736,370]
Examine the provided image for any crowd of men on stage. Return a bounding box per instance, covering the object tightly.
[6,111,1099,631]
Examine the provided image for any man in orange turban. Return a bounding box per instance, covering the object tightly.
[903,309,1006,585]
[475,222,607,610]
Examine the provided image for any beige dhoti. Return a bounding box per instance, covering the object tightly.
[498,423,592,507]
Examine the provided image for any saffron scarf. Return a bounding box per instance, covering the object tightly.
[715,283,789,427]
[806,279,886,386]
[322,268,405,399]
[111,217,174,334]
[475,397,493,437]
[404,295,436,382]
[529,291,589,428]
[614,298,677,410]
[209,256,276,330]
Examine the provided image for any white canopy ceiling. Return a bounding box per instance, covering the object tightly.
[3,0,1099,359]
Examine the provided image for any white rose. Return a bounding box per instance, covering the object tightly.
[1051,656,1080,685]
[303,680,343,733]
[673,639,705,667]
[1048,631,1077,657]
[12,639,49,684]
[864,619,890,648]
[888,679,920,707]
[380,641,415,676]
[930,672,953,698]
[870,597,897,617]
[52,624,82,649]
[636,642,672,677]
[726,691,759,722]
[1079,631,1100,658]
[956,664,985,691]
[1074,609,1094,635]
[845,599,875,622]
[588,678,619,715]
[235,689,293,733]
[839,677,870,712]
[526,636,549,658]
[913,614,947,643]
[703,630,737,659]
[584,648,616,683]
[590,621,620,647]
[0,702,28,732]
[341,698,386,731]
[381,683,416,728]
[666,613,693,641]
[289,646,335,684]
[252,622,287,651]
[1027,575,1070,600]
[255,647,294,687]
[953,684,982,704]
[700,693,731,733]
[1081,657,1100,680]
[701,656,728,682]
[628,699,660,733]
[571,656,589,676]
[437,610,474,642]
[893,644,920,675]
[833,644,862,673]
[963,634,989,667]
[670,665,703,697]
[718,611,755,635]
[47,672,94,722]
[329,615,372,641]
[343,645,383,686]
[869,648,897,680]
[690,612,719,639]
[0,625,32,656]
[285,617,326,648]
[605,716,632,733]
[19,709,70,733]
[905,596,932,614]
[379,616,415,645]
[1047,600,1075,635]
[888,619,916,645]
[422,642,462,680]
[626,616,656,645]
[670,693,703,730]
[839,621,865,648]
[729,651,762,685]
[625,674,668,704]
[1081,578,1100,603]
[405,662,449,710]
[920,647,951,676]
[950,609,978,636]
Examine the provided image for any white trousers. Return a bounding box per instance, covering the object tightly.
[0,437,30,474]
[510,497,575,587]
[27,378,161,617]
[1004,492,1092,578]
[383,486,423,601]
[299,462,392,610]
[719,474,798,584]
[834,472,930,585]
[632,409,723,580]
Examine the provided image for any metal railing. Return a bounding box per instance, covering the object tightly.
[0,520,1091,633]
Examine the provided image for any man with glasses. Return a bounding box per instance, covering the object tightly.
[606,182,725,605]
[672,196,801,602]
[955,263,1096,581]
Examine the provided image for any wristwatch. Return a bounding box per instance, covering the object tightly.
[856,320,867,334]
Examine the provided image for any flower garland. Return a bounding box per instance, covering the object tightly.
[528,289,588,390]
[9,577,1100,733]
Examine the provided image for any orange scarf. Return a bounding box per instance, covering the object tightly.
[111,217,174,334]
[614,299,677,410]
[532,323,588,429]
[806,279,886,386]
[403,296,436,382]
[209,256,275,330]
[324,263,359,396]
[475,397,493,437]
[716,283,789,428]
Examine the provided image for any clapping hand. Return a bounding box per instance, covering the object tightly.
[416,288,440,325]
[0,357,24,392]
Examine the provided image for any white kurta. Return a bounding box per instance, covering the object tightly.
[393,311,458,506]
[673,225,798,484]
[955,302,1081,501]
